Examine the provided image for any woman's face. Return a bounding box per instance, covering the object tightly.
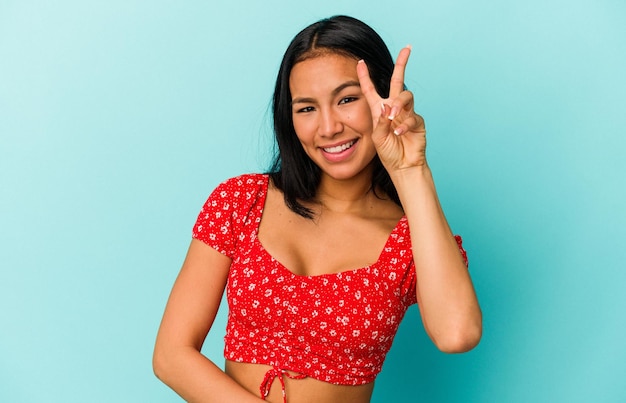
[289,53,376,181]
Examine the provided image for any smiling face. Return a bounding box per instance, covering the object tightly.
[289,53,376,182]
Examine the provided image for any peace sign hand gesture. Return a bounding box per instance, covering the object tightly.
[356,46,427,172]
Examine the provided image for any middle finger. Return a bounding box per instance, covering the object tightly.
[389,46,411,99]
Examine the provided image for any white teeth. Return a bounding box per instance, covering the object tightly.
[323,140,356,153]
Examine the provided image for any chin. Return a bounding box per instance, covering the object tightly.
[320,164,374,182]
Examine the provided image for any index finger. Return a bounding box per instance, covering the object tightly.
[389,46,411,99]
[356,59,382,109]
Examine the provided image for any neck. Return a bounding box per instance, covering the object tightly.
[316,171,375,214]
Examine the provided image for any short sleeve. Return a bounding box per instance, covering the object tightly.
[402,262,418,306]
[455,235,469,267]
[192,179,239,258]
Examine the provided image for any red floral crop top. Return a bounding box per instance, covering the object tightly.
[192,174,468,390]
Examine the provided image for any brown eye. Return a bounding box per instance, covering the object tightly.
[296,106,315,113]
[339,97,358,105]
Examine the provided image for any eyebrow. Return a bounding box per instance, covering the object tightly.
[291,80,361,105]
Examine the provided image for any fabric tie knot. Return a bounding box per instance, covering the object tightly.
[259,366,307,403]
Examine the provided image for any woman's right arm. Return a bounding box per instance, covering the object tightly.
[153,239,265,402]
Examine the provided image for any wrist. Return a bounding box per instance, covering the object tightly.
[388,164,434,187]
[388,164,440,212]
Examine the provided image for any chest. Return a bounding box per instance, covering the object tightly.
[256,184,406,277]
[259,212,402,278]
[226,235,414,346]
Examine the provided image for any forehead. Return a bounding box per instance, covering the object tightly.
[289,54,360,95]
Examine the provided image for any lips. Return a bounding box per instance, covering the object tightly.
[318,139,359,163]
[322,140,356,154]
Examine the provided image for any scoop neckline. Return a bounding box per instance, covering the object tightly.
[253,174,407,279]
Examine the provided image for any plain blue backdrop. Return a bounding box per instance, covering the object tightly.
[1,1,625,402]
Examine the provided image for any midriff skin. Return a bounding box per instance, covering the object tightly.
[225,360,374,403]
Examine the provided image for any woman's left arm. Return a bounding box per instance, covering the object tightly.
[391,164,482,353]
[357,47,482,353]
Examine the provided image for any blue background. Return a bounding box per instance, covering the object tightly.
[1,1,625,402]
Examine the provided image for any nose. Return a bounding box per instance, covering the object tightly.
[318,108,343,138]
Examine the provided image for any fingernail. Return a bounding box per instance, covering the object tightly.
[380,102,387,118]
[388,107,399,120]
[394,126,404,136]
[358,59,365,64]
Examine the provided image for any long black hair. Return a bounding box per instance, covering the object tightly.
[269,15,401,218]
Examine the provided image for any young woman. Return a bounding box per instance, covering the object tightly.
[153,15,482,403]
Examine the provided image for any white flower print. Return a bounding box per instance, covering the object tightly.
[191,176,449,385]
